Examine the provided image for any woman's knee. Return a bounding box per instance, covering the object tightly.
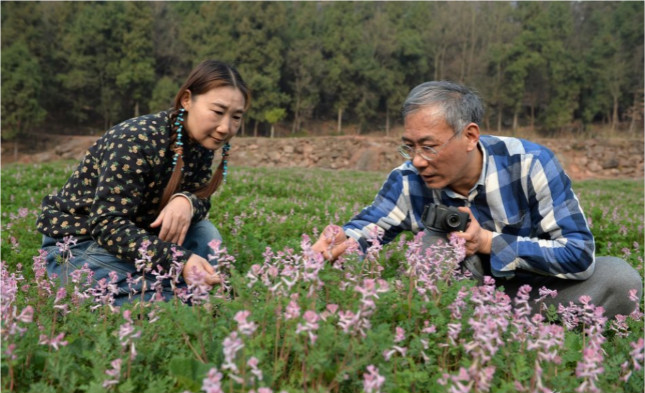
[183,220,223,260]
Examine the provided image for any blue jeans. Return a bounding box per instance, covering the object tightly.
[42,220,222,306]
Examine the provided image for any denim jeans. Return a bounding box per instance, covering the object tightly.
[42,220,222,306]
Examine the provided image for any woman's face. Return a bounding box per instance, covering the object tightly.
[181,86,246,151]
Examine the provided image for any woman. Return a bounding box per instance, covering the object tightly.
[37,60,251,305]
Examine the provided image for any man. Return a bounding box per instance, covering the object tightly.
[312,81,642,319]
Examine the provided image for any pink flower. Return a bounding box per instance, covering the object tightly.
[222,332,244,373]
[630,338,644,371]
[15,305,34,323]
[421,320,436,334]
[39,332,68,350]
[284,296,301,321]
[629,288,639,302]
[382,345,407,361]
[247,356,263,381]
[394,326,405,343]
[234,310,258,336]
[296,310,320,345]
[326,304,339,314]
[134,240,153,273]
[103,358,122,389]
[362,365,385,393]
[201,367,223,393]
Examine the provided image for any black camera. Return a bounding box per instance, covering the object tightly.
[421,203,470,233]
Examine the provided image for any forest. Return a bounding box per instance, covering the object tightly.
[1,1,643,140]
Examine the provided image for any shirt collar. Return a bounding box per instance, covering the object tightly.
[475,139,488,188]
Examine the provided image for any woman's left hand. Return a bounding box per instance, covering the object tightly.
[150,196,192,245]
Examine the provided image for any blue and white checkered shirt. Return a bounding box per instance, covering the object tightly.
[343,135,595,280]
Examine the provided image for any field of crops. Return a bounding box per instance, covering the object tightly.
[2,161,643,392]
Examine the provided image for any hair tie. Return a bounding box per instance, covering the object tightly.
[172,108,186,172]
[222,143,230,182]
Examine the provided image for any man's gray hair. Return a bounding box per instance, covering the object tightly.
[401,81,484,134]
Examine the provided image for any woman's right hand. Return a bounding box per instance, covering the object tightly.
[183,254,221,286]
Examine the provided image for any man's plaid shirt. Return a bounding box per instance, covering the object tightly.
[343,135,595,280]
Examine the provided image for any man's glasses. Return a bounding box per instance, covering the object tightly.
[397,133,459,161]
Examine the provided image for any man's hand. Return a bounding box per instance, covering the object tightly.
[312,224,354,261]
[151,195,192,245]
[183,254,221,286]
[453,207,493,256]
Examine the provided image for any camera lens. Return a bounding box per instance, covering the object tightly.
[446,214,462,229]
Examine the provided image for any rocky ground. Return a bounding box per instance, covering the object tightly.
[2,133,643,181]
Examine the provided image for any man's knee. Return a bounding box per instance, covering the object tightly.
[595,256,642,317]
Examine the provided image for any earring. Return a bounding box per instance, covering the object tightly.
[222,142,231,182]
[172,108,185,171]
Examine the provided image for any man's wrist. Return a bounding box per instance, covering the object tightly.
[481,229,493,254]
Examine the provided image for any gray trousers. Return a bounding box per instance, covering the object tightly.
[422,231,643,320]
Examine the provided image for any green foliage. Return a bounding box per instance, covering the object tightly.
[1,161,644,392]
[1,2,643,137]
[1,40,46,140]
[149,76,180,112]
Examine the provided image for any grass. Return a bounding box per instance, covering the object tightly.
[1,160,643,393]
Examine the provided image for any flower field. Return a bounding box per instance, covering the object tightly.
[1,161,643,393]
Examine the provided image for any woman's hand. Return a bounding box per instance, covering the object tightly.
[150,195,192,245]
[183,254,221,286]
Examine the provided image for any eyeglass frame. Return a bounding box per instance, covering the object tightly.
[397,132,460,161]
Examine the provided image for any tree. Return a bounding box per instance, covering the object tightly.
[1,40,46,157]
[114,2,156,117]
[264,108,287,138]
[57,2,124,128]
[319,2,363,134]
[148,76,179,112]
[283,2,323,134]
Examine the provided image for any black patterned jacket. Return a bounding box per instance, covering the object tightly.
[37,111,215,270]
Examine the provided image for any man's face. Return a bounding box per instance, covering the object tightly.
[402,105,472,190]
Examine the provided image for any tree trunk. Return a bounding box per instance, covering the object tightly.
[253,120,259,137]
[292,94,301,134]
[497,107,502,133]
[337,107,343,134]
[134,101,140,117]
[611,95,619,133]
[385,106,390,136]
[512,110,519,135]
[270,125,275,138]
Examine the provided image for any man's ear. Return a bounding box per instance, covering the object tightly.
[180,90,192,110]
[463,123,480,151]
